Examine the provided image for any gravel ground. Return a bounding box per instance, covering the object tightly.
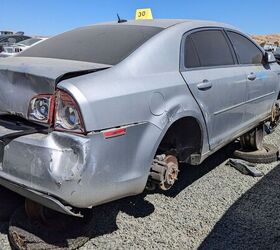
[1,128,280,249]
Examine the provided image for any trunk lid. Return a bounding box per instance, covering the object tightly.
[0,57,109,119]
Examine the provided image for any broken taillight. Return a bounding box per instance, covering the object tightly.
[28,94,54,124]
[54,90,85,134]
[28,90,85,134]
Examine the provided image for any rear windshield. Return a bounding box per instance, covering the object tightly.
[19,25,163,65]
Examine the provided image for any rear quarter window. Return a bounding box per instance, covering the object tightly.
[184,36,200,68]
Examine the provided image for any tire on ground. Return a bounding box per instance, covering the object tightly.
[233,143,279,164]
[9,206,94,250]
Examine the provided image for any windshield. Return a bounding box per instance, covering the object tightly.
[17,38,42,46]
[19,25,163,65]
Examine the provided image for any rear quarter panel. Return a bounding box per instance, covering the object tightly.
[58,22,240,159]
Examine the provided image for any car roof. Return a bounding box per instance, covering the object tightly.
[91,19,234,29]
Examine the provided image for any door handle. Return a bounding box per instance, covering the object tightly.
[247,72,257,81]
[197,80,212,90]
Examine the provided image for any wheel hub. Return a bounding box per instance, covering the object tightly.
[149,154,179,191]
[271,101,280,125]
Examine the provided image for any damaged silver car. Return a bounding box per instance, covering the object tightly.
[0,19,279,217]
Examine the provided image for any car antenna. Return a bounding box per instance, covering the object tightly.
[117,14,127,23]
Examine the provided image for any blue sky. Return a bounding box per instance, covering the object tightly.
[0,0,279,36]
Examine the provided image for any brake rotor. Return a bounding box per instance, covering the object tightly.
[271,101,280,124]
[160,155,179,190]
[149,154,179,191]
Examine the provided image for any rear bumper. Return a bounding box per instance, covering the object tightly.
[0,171,80,216]
[0,118,161,215]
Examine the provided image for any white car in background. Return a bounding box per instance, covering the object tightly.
[0,37,48,57]
[0,31,13,36]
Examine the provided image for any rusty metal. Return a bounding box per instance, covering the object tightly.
[265,102,280,134]
[149,154,179,191]
[271,101,280,124]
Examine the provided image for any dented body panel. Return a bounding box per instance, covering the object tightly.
[0,57,109,118]
[0,121,160,214]
[0,19,279,215]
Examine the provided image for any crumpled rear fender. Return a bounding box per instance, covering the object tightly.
[0,121,161,209]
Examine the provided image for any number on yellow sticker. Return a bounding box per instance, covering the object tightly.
[135,8,153,20]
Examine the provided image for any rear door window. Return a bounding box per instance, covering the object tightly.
[227,31,263,65]
[187,30,234,68]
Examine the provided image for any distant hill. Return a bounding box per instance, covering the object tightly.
[252,34,280,46]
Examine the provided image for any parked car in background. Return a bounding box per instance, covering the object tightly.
[0,34,30,53]
[0,19,279,218]
[0,37,48,57]
[0,31,13,36]
[264,44,278,52]
[274,47,280,64]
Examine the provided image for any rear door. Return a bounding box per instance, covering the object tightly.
[226,31,278,125]
[180,29,247,149]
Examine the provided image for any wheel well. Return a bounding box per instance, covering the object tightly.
[157,117,202,162]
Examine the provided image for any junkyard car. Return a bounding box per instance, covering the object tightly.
[0,31,13,36]
[0,37,48,57]
[0,34,30,53]
[274,47,280,64]
[0,19,279,217]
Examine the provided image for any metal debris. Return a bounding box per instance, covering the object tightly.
[227,158,264,177]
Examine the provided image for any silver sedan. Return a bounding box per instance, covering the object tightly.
[0,19,279,217]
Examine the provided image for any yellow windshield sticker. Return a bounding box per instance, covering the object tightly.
[135,8,153,20]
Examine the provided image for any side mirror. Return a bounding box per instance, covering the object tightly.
[263,52,276,64]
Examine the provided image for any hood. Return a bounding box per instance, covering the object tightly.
[0,57,109,118]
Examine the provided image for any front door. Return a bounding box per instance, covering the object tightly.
[226,31,278,126]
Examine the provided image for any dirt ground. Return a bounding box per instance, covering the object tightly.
[0,128,280,249]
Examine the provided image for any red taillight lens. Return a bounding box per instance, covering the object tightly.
[54,90,85,134]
